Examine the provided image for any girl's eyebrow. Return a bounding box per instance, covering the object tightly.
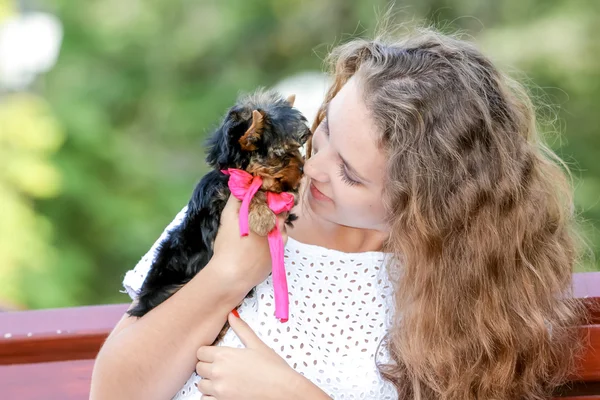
[325,102,370,183]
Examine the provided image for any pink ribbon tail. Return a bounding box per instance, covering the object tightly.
[266,191,295,323]
[221,168,293,323]
[268,224,289,322]
[238,178,262,236]
[222,169,262,237]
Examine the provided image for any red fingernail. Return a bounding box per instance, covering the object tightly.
[231,309,240,318]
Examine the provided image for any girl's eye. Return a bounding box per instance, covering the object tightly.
[338,163,359,186]
[319,116,359,186]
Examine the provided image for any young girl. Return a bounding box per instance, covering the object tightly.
[90,26,587,400]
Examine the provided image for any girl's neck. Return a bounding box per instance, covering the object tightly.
[287,202,388,254]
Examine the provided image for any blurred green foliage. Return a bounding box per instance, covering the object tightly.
[1,0,598,309]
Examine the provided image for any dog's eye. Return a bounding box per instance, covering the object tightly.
[299,129,311,144]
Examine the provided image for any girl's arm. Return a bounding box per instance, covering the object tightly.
[90,259,249,400]
[91,196,284,400]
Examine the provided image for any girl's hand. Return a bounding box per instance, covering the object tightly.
[211,195,288,292]
[195,312,303,400]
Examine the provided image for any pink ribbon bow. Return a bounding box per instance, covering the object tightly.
[221,168,294,322]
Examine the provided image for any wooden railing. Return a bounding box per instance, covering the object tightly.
[0,272,599,400]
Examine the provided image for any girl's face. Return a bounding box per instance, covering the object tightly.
[303,76,388,231]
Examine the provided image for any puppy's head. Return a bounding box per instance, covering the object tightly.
[206,89,311,193]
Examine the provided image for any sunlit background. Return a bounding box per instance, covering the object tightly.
[1,0,598,310]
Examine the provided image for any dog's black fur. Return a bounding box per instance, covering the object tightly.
[127,89,310,318]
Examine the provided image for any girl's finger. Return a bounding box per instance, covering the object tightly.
[276,216,288,235]
[196,378,216,396]
[225,191,241,208]
[196,346,219,362]
[278,217,289,244]
[195,360,213,378]
[227,311,268,349]
[221,194,242,220]
[276,215,286,227]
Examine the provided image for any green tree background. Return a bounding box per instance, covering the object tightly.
[1,0,598,310]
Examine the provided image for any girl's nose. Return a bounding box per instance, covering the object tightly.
[304,154,329,183]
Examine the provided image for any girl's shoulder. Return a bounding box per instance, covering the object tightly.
[285,236,388,260]
[284,236,393,276]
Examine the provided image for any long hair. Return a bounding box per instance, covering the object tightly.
[307,25,590,399]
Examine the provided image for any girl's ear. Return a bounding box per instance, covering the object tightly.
[239,110,265,151]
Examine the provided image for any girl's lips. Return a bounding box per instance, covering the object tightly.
[309,181,332,202]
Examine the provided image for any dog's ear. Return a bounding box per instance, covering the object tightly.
[239,110,264,151]
[285,94,296,107]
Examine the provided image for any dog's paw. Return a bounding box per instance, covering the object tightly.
[249,202,276,236]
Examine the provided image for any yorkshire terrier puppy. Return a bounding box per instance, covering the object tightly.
[127,89,310,342]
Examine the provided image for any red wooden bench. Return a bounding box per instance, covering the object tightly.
[1,272,599,400]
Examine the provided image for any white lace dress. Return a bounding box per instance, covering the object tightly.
[122,207,399,399]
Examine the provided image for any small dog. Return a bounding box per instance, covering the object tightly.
[127,89,310,342]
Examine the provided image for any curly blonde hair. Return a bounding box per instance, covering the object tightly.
[307,25,590,400]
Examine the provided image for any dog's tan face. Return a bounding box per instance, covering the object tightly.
[236,94,309,193]
[246,147,305,193]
